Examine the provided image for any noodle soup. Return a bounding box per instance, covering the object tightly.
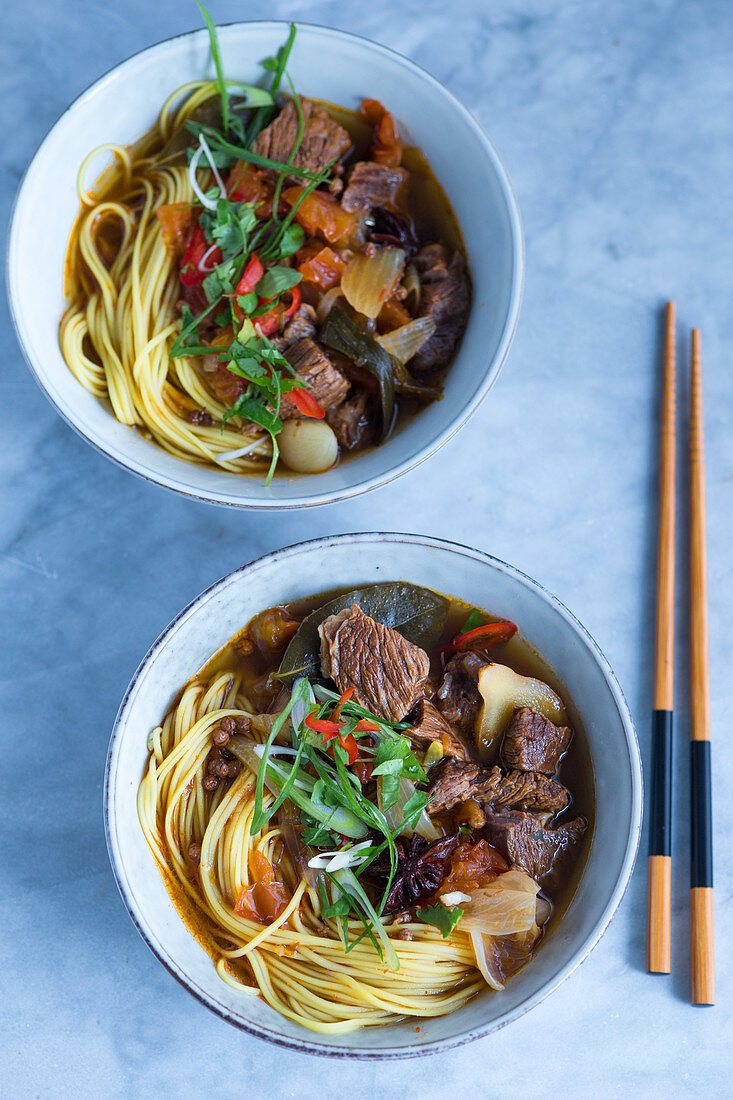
[61,14,470,485]
[138,582,593,1034]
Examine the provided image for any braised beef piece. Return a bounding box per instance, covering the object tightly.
[483,810,586,891]
[368,832,461,912]
[319,604,429,722]
[326,391,377,451]
[426,757,570,816]
[272,304,317,352]
[434,651,487,734]
[408,698,467,760]
[501,708,573,775]
[341,161,408,214]
[280,338,350,418]
[368,207,418,254]
[252,97,351,182]
[411,243,470,374]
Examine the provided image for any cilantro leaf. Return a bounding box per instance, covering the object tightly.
[461,608,489,633]
[415,904,464,938]
[256,265,302,300]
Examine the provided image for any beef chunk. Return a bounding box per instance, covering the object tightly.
[427,757,570,816]
[411,243,470,373]
[434,651,488,734]
[326,391,377,451]
[319,604,429,722]
[280,338,350,418]
[272,304,317,352]
[502,708,573,775]
[253,97,351,182]
[483,810,586,890]
[408,699,467,759]
[341,161,409,214]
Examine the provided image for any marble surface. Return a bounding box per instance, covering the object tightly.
[2,0,732,1095]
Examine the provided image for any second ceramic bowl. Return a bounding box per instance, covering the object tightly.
[105,533,641,1056]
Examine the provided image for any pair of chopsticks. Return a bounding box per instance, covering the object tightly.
[646,302,714,1004]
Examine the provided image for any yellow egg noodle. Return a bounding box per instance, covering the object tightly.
[137,668,484,1033]
[60,82,273,475]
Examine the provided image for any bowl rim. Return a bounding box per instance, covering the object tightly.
[6,18,524,511]
[104,531,642,1058]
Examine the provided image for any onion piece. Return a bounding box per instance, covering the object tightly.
[402,263,421,311]
[315,286,346,325]
[376,316,436,365]
[341,247,405,318]
[278,800,318,886]
[459,869,540,936]
[469,930,505,991]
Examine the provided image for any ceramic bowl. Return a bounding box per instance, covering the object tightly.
[104,533,641,1056]
[7,21,522,509]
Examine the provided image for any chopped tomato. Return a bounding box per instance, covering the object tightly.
[352,758,374,784]
[360,99,403,168]
[208,366,244,405]
[180,223,222,287]
[235,850,291,923]
[297,246,346,290]
[156,203,193,259]
[441,840,510,895]
[227,160,272,207]
[287,386,325,419]
[282,187,359,247]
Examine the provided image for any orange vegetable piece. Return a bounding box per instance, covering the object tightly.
[156,203,194,259]
[235,850,291,923]
[282,187,359,248]
[360,99,403,168]
[441,840,510,894]
[297,246,346,290]
[227,161,272,209]
[377,298,411,333]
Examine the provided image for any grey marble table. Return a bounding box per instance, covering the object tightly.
[2,0,731,1095]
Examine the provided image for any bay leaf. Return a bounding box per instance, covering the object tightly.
[277,581,449,684]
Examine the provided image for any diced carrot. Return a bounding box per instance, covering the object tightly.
[282,187,359,247]
[297,246,346,290]
[157,203,194,259]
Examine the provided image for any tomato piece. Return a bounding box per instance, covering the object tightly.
[360,99,403,168]
[235,850,291,923]
[377,298,412,333]
[441,840,510,894]
[282,187,359,247]
[156,203,193,259]
[227,161,271,207]
[297,246,346,290]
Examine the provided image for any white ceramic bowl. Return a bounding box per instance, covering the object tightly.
[7,21,522,509]
[105,533,641,1057]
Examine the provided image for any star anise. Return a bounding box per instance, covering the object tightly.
[370,832,461,913]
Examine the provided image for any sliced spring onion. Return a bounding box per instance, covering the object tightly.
[331,867,400,972]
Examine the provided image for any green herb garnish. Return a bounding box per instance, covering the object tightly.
[415,903,464,938]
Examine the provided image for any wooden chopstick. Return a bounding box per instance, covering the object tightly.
[646,301,676,973]
[689,327,715,1005]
